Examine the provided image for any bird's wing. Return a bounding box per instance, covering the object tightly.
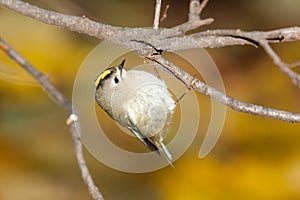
[154,140,174,167]
[127,113,160,154]
[126,110,174,166]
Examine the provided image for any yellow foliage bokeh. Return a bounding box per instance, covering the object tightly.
[0,1,300,200]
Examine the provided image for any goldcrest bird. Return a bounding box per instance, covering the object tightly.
[94,60,176,166]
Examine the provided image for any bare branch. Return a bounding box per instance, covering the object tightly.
[172,0,214,33]
[0,0,122,39]
[70,121,104,200]
[195,28,300,87]
[144,54,300,123]
[190,34,255,48]
[196,0,209,14]
[1,0,300,50]
[1,0,300,199]
[160,4,170,22]
[153,0,162,29]
[1,0,300,121]
[195,27,300,45]
[0,37,104,200]
[290,60,300,69]
[259,40,300,87]
[0,38,73,113]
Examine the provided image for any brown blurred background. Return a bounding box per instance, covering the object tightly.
[1,0,300,199]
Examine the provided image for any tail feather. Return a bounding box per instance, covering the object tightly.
[156,141,174,168]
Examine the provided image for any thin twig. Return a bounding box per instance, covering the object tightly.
[0,37,104,200]
[160,4,169,22]
[153,0,162,29]
[196,0,209,14]
[290,60,300,69]
[172,0,214,33]
[259,40,300,87]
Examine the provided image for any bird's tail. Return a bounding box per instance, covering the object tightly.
[156,140,174,168]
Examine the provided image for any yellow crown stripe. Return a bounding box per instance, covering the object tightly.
[95,69,111,87]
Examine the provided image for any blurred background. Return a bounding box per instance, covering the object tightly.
[1,0,300,199]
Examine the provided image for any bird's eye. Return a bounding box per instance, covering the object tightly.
[114,77,119,84]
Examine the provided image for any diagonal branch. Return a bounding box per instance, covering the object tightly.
[259,40,300,87]
[0,37,104,200]
[160,4,170,22]
[0,0,122,39]
[0,38,73,113]
[144,54,300,123]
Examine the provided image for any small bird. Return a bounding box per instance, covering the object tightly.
[94,60,176,166]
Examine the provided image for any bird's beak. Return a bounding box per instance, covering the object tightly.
[118,59,125,71]
[118,59,126,78]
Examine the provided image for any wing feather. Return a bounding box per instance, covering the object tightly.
[127,116,160,154]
